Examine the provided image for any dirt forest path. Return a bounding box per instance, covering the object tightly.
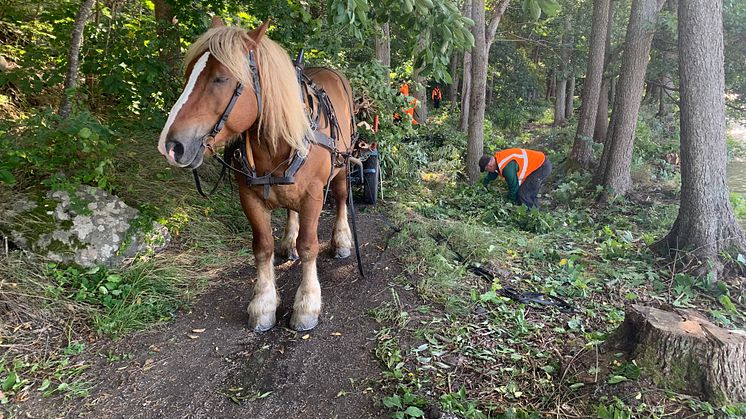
[20,210,400,419]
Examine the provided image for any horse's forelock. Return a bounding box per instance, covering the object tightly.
[183,27,254,86]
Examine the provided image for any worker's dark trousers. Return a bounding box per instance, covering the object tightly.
[518,160,552,209]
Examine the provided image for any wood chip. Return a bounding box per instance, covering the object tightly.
[301,334,310,340]
[331,332,342,336]
[188,334,200,339]
[192,328,206,333]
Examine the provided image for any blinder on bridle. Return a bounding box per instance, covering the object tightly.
[192,50,262,197]
[199,50,262,154]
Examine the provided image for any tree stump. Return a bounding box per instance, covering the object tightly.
[608,304,746,404]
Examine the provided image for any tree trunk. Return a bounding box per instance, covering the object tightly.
[154,0,179,70]
[565,76,575,120]
[466,0,487,183]
[607,305,746,404]
[412,32,429,123]
[652,0,745,274]
[594,0,666,196]
[594,77,611,142]
[595,0,615,145]
[459,0,473,131]
[554,78,567,126]
[59,0,96,118]
[374,22,391,68]
[554,23,570,127]
[570,0,612,169]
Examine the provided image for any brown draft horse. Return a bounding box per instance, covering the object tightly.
[157,17,356,332]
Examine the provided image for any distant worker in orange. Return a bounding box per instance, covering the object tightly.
[479,148,552,209]
[431,85,442,109]
[394,83,418,124]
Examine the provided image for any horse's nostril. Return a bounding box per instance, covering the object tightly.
[165,140,184,161]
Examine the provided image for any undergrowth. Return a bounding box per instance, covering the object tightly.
[0,118,252,410]
[373,110,746,418]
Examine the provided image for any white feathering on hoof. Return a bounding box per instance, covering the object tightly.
[158,51,211,160]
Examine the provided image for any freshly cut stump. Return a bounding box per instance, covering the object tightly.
[609,304,746,404]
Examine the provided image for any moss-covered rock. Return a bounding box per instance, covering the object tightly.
[0,185,169,267]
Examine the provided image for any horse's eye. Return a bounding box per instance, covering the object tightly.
[213,76,228,84]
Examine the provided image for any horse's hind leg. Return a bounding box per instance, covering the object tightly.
[331,172,352,259]
[290,204,323,331]
[280,209,299,261]
[240,192,279,332]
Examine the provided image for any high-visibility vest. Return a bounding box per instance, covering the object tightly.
[494,148,546,185]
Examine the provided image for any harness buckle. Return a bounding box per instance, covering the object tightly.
[202,135,217,153]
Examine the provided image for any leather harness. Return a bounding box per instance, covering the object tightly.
[194,49,353,201]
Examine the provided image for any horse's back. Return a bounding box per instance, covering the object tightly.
[304,67,355,150]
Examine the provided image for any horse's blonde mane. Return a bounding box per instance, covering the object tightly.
[183,26,313,156]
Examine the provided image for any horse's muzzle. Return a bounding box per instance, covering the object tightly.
[164,138,204,168]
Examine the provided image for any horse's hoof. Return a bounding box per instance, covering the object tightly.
[290,313,319,331]
[248,314,276,332]
[335,248,351,259]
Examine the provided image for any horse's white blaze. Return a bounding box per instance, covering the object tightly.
[157,51,211,162]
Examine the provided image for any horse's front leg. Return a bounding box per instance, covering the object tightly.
[290,202,323,331]
[280,209,299,261]
[239,191,279,332]
[331,172,352,259]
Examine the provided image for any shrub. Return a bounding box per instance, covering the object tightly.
[0,108,116,190]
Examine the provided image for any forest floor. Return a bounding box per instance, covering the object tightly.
[3,114,746,418]
[12,209,400,419]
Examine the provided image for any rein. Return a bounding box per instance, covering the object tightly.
[188,46,365,277]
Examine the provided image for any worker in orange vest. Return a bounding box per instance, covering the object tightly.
[431,86,442,109]
[479,148,552,208]
[394,83,418,124]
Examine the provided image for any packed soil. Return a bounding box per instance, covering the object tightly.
[17,207,403,419]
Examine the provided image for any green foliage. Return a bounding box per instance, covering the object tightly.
[487,100,549,134]
[328,0,474,82]
[44,261,185,337]
[0,108,116,190]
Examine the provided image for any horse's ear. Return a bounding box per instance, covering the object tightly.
[248,19,271,42]
[210,16,225,28]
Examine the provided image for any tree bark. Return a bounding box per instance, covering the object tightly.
[607,305,746,404]
[374,22,391,68]
[594,0,666,196]
[59,0,96,118]
[554,77,567,126]
[554,21,570,126]
[485,0,511,51]
[652,0,745,274]
[459,0,473,132]
[569,0,612,169]
[154,0,179,70]
[412,31,429,123]
[565,76,575,120]
[466,0,487,183]
[594,77,611,142]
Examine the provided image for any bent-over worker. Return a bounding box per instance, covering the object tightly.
[479,148,552,209]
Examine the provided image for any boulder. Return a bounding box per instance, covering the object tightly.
[1,186,169,267]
